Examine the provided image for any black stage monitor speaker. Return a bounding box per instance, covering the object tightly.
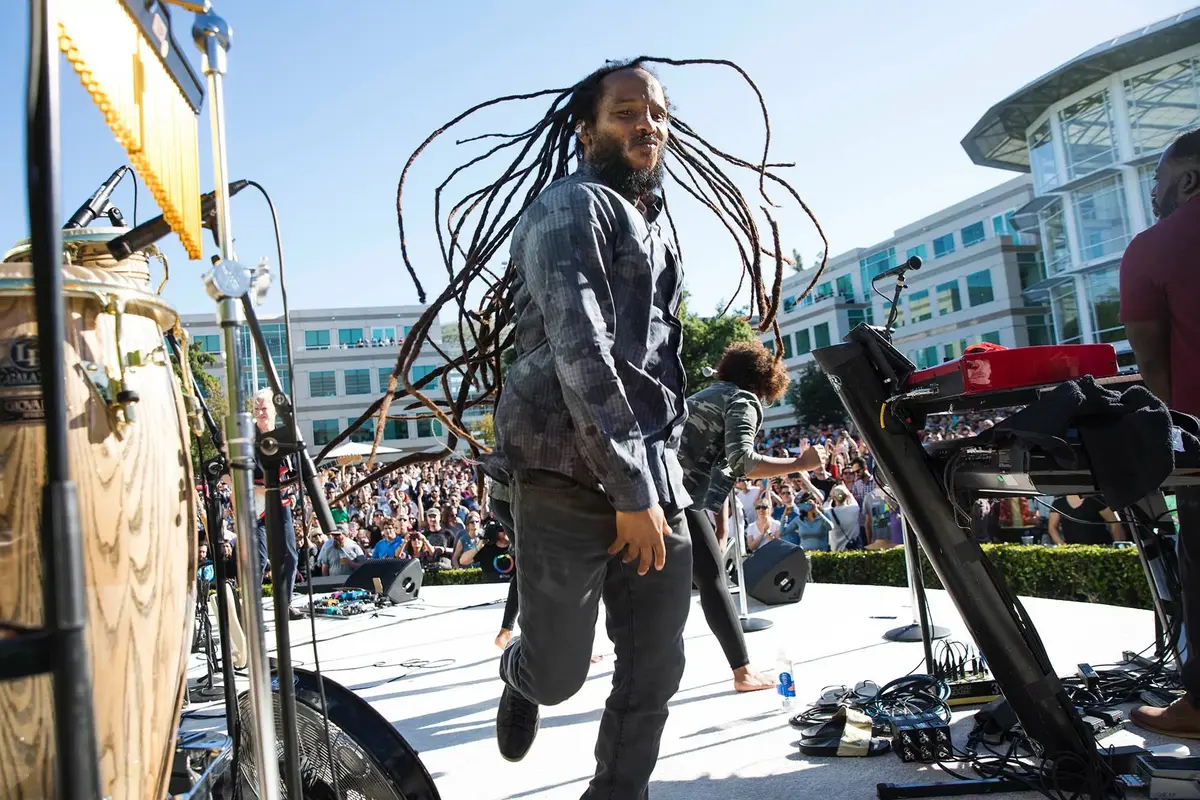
[344,558,423,604]
[239,666,440,798]
[299,575,347,594]
[743,538,810,605]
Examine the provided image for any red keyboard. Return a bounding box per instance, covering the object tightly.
[902,344,1120,407]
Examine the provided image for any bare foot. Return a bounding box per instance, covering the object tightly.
[495,629,513,649]
[590,654,603,664]
[733,666,775,693]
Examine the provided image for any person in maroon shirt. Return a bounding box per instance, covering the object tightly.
[1121,127,1200,739]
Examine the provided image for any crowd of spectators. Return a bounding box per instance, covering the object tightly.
[196,459,514,594]
[196,405,1125,596]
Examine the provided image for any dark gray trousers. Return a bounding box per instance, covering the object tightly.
[500,469,692,800]
[1177,486,1200,704]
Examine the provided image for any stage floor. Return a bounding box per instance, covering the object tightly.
[185,580,1192,799]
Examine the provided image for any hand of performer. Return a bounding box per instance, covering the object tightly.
[795,444,827,471]
[610,506,671,576]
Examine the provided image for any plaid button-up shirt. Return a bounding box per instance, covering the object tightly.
[486,165,690,513]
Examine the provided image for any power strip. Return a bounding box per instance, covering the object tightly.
[946,677,1001,707]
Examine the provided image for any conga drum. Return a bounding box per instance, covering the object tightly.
[0,230,197,799]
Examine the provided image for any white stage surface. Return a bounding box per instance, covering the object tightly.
[185,581,1193,799]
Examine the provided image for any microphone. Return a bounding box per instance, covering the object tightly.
[871,255,922,283]
[64,165,129,229]
[106,180,249,260]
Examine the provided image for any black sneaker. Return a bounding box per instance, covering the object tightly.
[496,685,539,762]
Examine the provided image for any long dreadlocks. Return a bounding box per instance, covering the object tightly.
[316,56,829,502]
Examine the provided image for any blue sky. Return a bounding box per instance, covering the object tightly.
[0,0,1194,321]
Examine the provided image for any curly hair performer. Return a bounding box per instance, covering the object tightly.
[678,340,824,692]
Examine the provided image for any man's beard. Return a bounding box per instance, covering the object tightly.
[585,132,664,199]
[1156,178,1183,219]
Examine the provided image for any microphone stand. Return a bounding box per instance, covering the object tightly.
[189,9,281,797]
[869,262,950,659]
[729,494,773,633]
[165,332,239,770]
[243,290,339,800]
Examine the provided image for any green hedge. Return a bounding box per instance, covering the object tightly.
[414,544,1153,609]
[809,544,1151,609]
[269,545,1150,609]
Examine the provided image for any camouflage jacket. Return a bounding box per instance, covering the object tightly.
[678,381,766,512]
[485,164,690,513]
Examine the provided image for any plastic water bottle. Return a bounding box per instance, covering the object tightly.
[777,647,795,712]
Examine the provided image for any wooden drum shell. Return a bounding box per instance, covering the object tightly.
[0,259,197,800]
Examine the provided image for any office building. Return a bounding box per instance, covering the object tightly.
[760,175,1043,429]
[764,7,1200,430]
[180,305,477,454]
[962,7,1200,360]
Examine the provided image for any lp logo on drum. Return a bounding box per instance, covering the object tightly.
[0,337,42,391]
[9,338,39,371]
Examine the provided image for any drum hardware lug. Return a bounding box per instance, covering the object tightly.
[78,361,139,433]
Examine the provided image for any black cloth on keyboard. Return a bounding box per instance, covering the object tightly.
[975,376,1193,510]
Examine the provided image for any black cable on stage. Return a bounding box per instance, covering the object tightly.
[239,179,342,800]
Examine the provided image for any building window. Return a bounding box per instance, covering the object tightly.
[961,222,986,248]
[192,334,221,353]
[906,244,927,262]
[411,364,438,389]
[338,328,364,347]
[1059,89,1117,181]
[794,329,811,354]
[1086,266,1124,344]
[308,370,337,398]
[847,308,874,328]
[992,212,1011,237]
[763,339,774,353]
[781,334,793,359]
[909,289,932,322]
[1016,252,1046,291]
[858,248,896,295]
[1026,314,1055,346]
[933,234,955,259]
[344,369,372,395]
[920,346,938,369]
[966,269,994,307]
[347,418,374,444]
[1038,199,1070,275]
[1050,283,1082,345]
[936,281,962,316]
[980,331,1001,345]
[403,326,413,338]
[377,368,395,392]
[816,282,833,299]
[813,323,831,349]
[304,329,330,350]
[1125,57,1200,157]
[836,275,855,302]
[371,327,396,342]
[1072,175,1129,262]
[881,299,904,328]
[783,295,798,313]
[312,419,338,446]
[1028,119,1060,194]
[383,419,408,440]
[417,419,444,438]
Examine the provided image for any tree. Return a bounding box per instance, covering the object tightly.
[791,248,805,274]
[474,412,495,447]
[172,344,228,472]
[786,362,847,427]
[679,292,755,393]
[500,347,517,378]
